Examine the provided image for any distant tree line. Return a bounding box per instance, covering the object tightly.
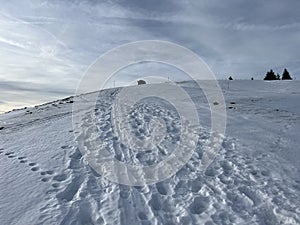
[264,68,292,80]
[227,68,293,80]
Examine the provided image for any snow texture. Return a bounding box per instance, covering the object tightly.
[0,80,299,225]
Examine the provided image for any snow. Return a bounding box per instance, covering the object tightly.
[0,80,299,225]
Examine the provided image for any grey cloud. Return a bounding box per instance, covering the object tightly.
[0,0,299,112]
[0,81,74,96]
[115,0,182,14]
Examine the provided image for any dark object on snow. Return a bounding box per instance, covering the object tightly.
[251,77,254,80]
[228,76,233,80]
[137,80,146,85]
[282,68,292,80]
[0,127,4,130]
[264,69,277,80]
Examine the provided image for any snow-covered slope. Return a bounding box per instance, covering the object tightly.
[0,81,299,225]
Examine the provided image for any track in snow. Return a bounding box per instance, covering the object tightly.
[31,88,299,224]
[1,83,299,225]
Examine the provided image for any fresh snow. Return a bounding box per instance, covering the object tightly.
[0,80,299,225]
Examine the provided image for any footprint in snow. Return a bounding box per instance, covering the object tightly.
[1,150,44,175]
[1,150,28,164]
[40,169,69,191]
[28,162,40,171]
[5,151,15,157]
[18,156,28,163]
[0,149,67,190]
[38,145,73,188]
[1,151,20,160]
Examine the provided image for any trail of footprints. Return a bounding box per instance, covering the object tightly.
[1,87,299,224]
[0,147,68,190]
[1,149,40,171]
[2,139,298,224]
[0,128,118,224]
[93,88,299,224]
[38,143,120,225]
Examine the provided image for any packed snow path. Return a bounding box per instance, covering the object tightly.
[0,81,299,225]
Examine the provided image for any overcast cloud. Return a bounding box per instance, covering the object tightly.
[0,0,299,112]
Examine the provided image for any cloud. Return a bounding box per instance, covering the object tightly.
[0,0,299,112]
[0,80,73,95]
[0,80,74,113]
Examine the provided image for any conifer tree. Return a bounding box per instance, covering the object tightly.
[282,68,292,80]
[264,69,277,80]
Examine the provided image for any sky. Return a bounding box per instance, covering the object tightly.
[0,0,300,113]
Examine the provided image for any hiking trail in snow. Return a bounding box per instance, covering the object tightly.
[0,81,299,225]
